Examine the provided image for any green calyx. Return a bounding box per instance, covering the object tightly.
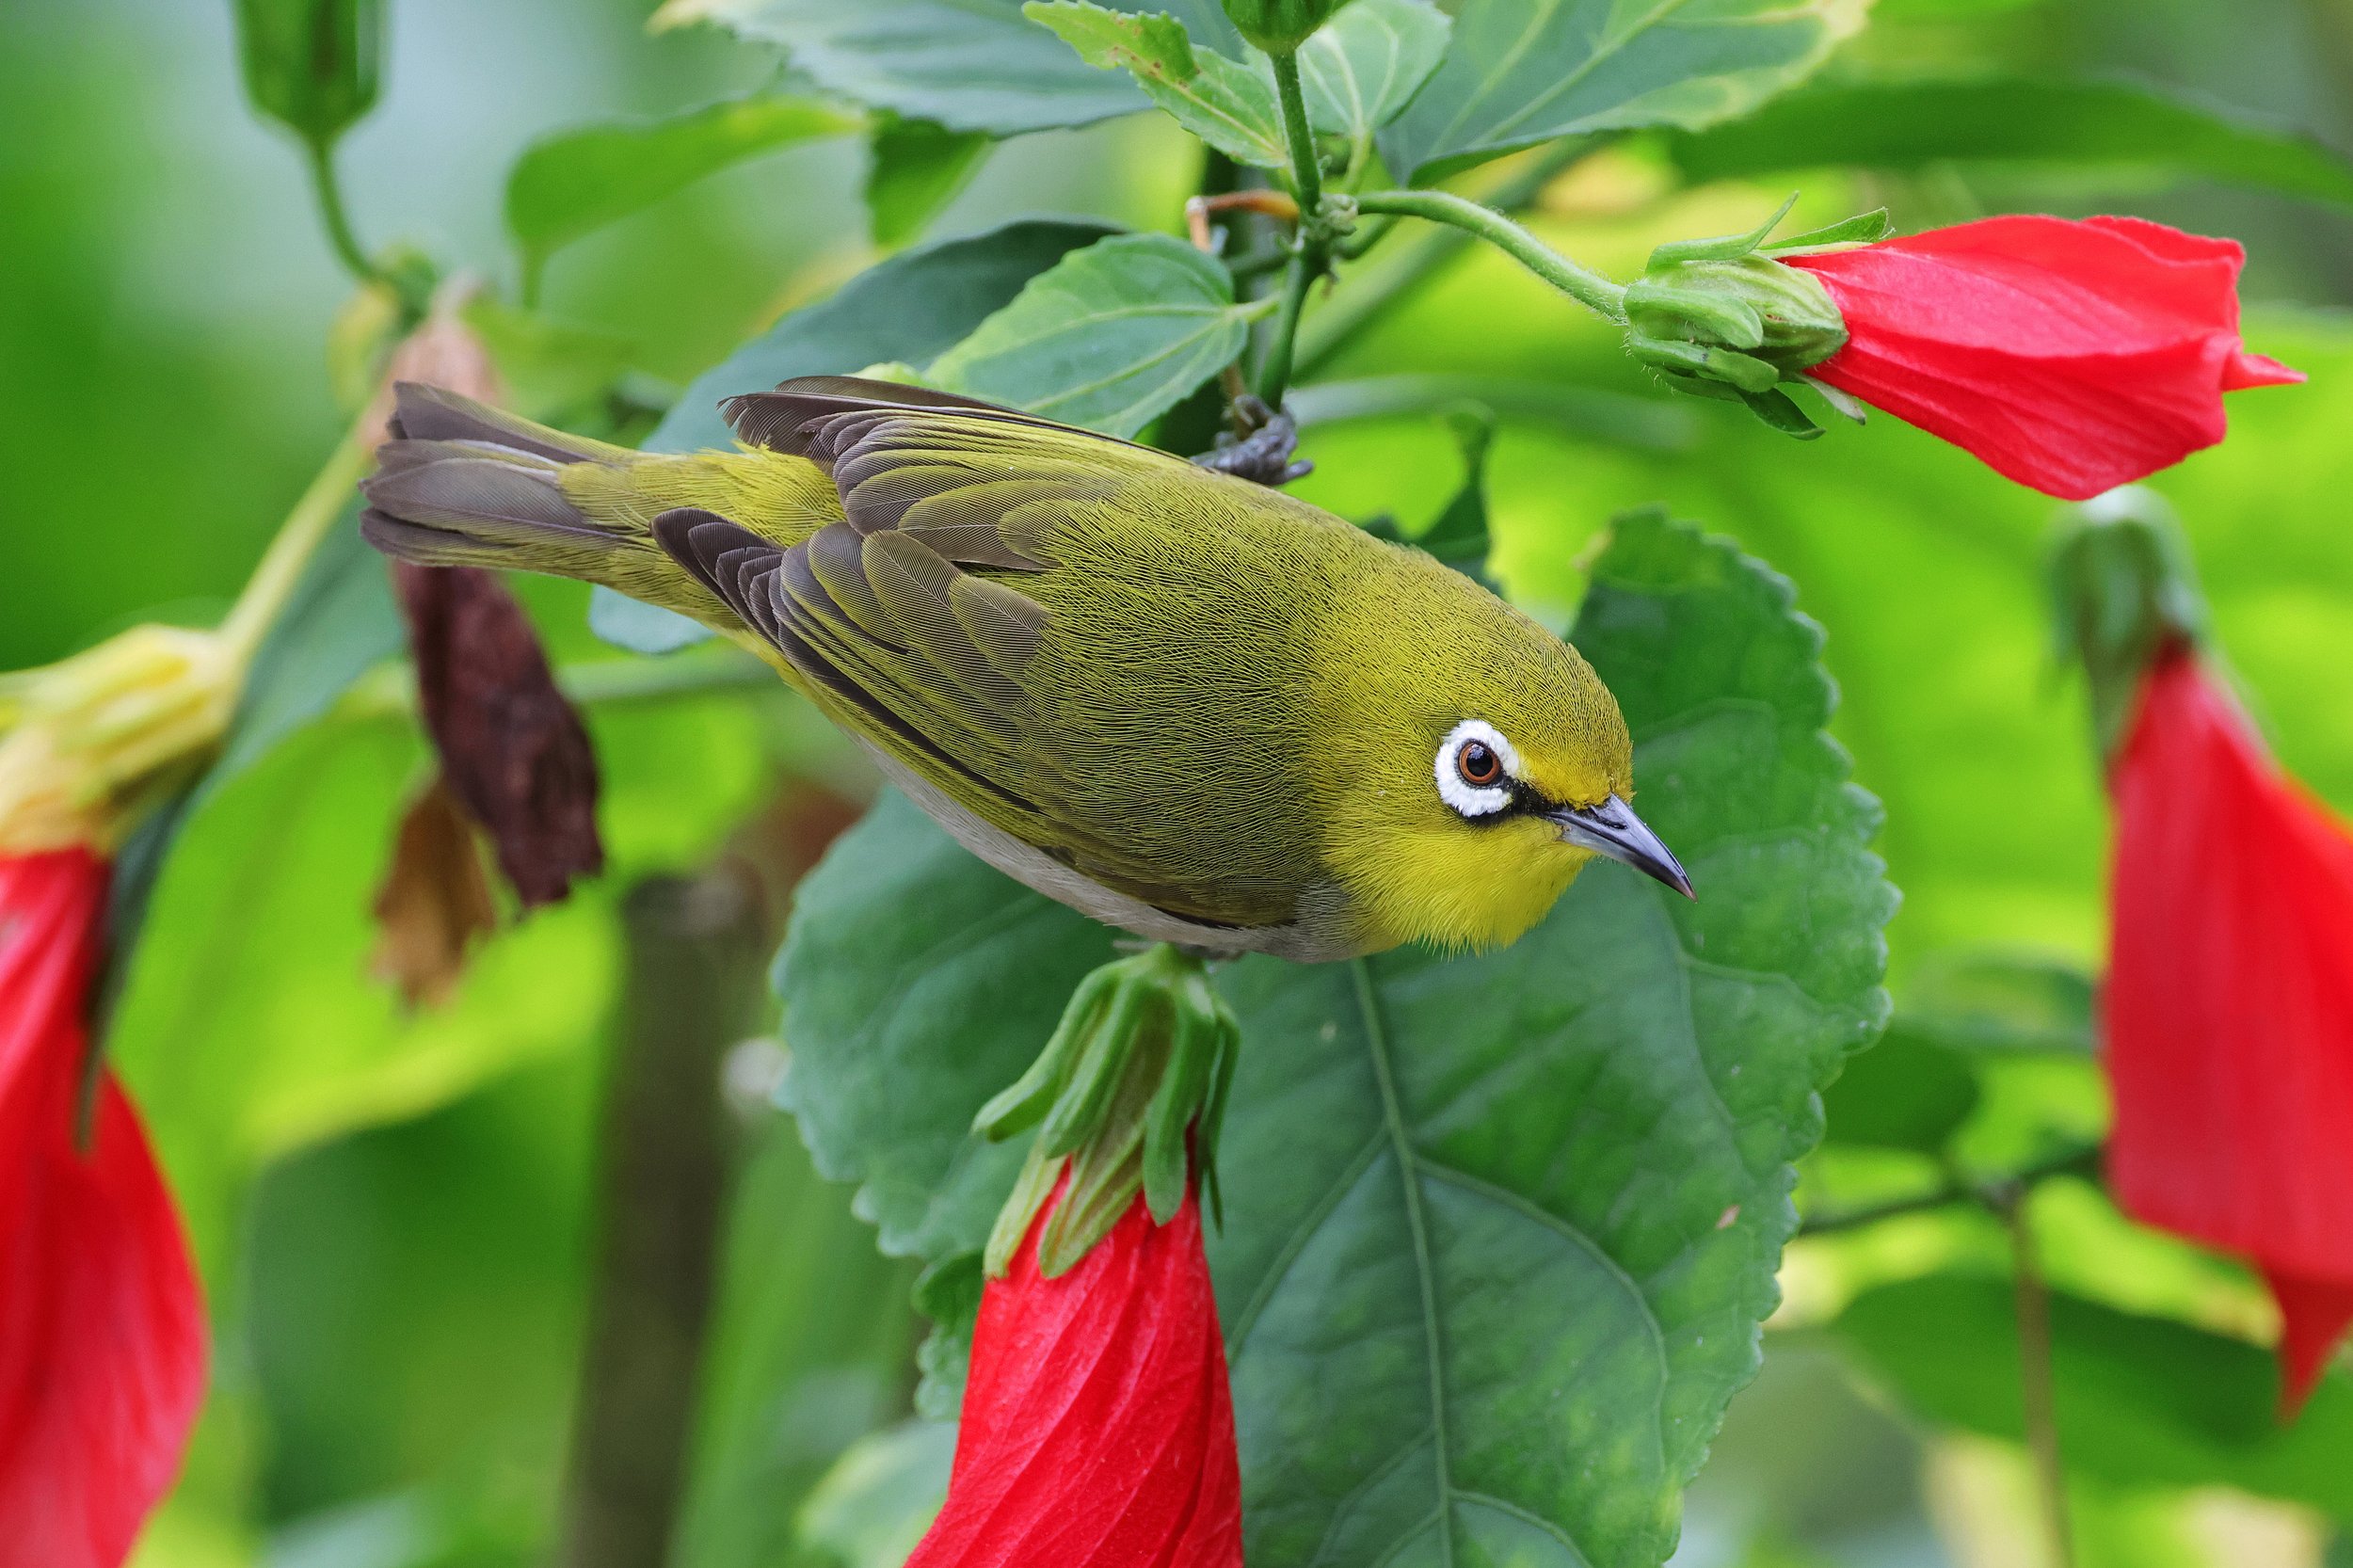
[976,943,1241,1278]
[1625,198,1887,439]
[2047,487,2210,761]
[1223,0,1356,52]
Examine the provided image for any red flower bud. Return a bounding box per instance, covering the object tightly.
[0,848,206,1563]
[906,1179,1241,1568]
[1785,216,2302,500]
[2105,650,2353,1415]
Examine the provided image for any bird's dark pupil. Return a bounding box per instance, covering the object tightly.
[1460,743,1498,785]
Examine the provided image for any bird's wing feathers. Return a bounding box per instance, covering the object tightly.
[659,378,1298,933]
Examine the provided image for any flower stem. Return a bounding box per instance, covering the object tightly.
[218,418,376,668]
[2003,1189,2075,1568]
[1795,1141,2101,1236]
[305,136,389,292]
[1296,141,1588,379]
[1251,49,1333,409]
[1353,188,1628,324]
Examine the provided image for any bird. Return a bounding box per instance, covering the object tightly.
[360,376,1689,961]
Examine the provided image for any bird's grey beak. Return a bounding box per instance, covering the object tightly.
[1544,794,1694,899]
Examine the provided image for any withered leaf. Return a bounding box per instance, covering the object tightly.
[371,774,499,1008]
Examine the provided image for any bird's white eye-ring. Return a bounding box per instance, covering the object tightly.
[1435,719,1520,819]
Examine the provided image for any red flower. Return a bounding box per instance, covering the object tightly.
[906,1179,1242,1568]
[1785,216,2302,500]
[2105,649,2353,1414]
[0,848,206,1564]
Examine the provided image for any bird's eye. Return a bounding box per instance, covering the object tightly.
[1434,719,1519,819]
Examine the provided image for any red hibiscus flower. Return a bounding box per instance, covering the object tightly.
[0,847,207,1563]
[906,1178,1242,1568]
[1785,215,2302,500]
[2105,648,2353,1414]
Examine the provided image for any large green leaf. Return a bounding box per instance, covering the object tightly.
[588,217,1116,653]
[1379,0,1867,185]
[650,0,1240,136]
[1663,76,2353,209]
[927,232,1272,436]
[233,0,382,147]
[865,117,994,248]
[1027,1,1290,168]
[776,513,1893,1566]
[1836,1273,2353,1520]
[505,97,861,297]
[1297,0,1453,152]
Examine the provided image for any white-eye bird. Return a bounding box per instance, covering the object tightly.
[360,376,1689,960]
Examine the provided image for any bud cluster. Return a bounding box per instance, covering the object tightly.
[1624,200,1887,437]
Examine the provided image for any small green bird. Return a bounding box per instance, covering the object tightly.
[360,377,1689,960]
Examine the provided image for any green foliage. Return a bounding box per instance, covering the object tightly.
[674,1121,923,1568]
[651,0,1238,136]
[1837,1273,2353,1519]
[864,118,994,248]
[1294,0,1452,153]
[927,232,1272,435]
[1223,0,1360,54]
[1028,1,1291,168]
[1665,77,2353,209]
[232,0,383,148]
[776,514,1893,1565]
[505,98,861,299]
[1378,0,1867,184]
[588,217,1116,653]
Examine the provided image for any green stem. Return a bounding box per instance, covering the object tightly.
[1255,256,1317,407]
[1353,188,1627,323]
[1270,50,1321,215]
[1295,140,1588,379]
[337,645,775,721]
[305,135,388,290]
[218,419,376,668]
[1256,49,1328,409]
[2002,1189,2075,1568]
[1795,1142,2102,1238]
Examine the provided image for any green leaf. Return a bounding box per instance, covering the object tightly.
[651,0,1241,136]
[101,509,401,1024]
[1378,0,1866,185]
[233,0,383,147]
[1817,1022,1978,1153]
[675,1121,922,1568]
[776,513,1894,1565]
[1898,950,2095,1057]
[866,117,994,248]
[1297,0,1451,149]
[505,97,859,297]
[793,1420,956,1568]
[1836,1273,2353,1520]
[927,232,1269,436]
[589,217,1116,653]
[1026,1,1290,169]
[1663,77,2353,210]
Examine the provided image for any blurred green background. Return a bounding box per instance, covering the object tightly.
[10,0,2353,1565]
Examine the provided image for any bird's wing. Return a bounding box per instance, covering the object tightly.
[654,378,1302,931]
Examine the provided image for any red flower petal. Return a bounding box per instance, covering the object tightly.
[0,850,206,1566]
[906,1180,1241,1568]
[2265,1269,2353,1418]
[2105,653,2353,1410]
[1786,216,2299,499]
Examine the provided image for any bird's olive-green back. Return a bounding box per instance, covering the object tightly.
[619,387,1628,942]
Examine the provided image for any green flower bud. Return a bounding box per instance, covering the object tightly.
[1223,0,1354,52]
[1625,253,1847,378]
[2047,488,2209,760]
[978,943,1241,1278]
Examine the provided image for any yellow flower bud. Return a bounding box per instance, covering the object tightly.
[0,624,239,854]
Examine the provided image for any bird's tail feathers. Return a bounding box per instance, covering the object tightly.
[359,383,652,586]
